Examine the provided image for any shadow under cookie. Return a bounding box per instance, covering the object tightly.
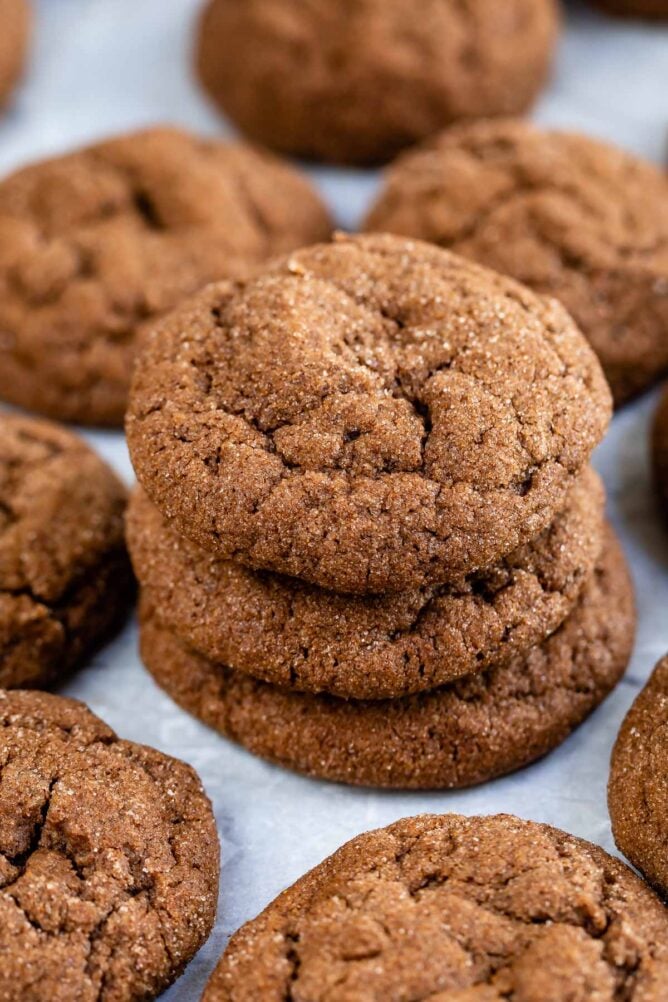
[139,526,634,790]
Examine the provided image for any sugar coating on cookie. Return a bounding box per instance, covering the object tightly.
[0,414,132,689]
[203,813,668,1001]
[0,689,219,998]
[196,0,560,165]
[0,0,30,110]
[609,655,668,899]
[127,232,612,595]
[0,127,331,425]
[139,527,635,789]
[128,468,605,699]
[366,119,668,405]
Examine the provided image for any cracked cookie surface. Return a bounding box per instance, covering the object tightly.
[203,812,668,1001]
[609,655,668,900]
[0,126,332,426]
[128,468,604,699]
[0,688,219,1001]
[196,0,559,165]
[366,119,668,405]
[127,233,611,595]
[0,0,29,111]
[139,526,634,788]
[0,413,132,689]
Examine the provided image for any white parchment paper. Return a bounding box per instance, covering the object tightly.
[0,1,667,996]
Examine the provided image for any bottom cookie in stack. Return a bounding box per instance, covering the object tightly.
[138,527,635,789]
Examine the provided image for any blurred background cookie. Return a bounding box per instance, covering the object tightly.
[0,413,132,689]
[366,119,668,405]
[0,0,30,111]
[0,126,331,426]
[195,0,560,165]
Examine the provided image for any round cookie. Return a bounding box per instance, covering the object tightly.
[0,127,331,426]
[128,468,605,700]
[127,232,612,596]
[139,527,635,789]
[365,119,668,405]
[195,0,560,165]
[203,813,668,1002]
[652,384,668,522]
[593,0,668,16]
[0,689,219,999]
[609,655,668,900]
[0,0,30,111]
[0,413,132,689]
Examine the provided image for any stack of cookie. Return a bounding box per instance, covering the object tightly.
[126,232,634,789]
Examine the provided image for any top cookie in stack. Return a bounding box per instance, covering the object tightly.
[126,233,625,788]
[127,232,610,596]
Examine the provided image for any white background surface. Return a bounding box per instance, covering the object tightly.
[1,1,667,997]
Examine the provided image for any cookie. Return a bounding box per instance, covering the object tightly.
[365,119,668,405]
[0,689,219,999]
[139,526,634,789]
[127,232,611,596]
[203,812,668,1001]
[0,0,30,111]
[593,0,668,15]
[195,0,560,165]
[652,384,668,521]
[128,467,604,700]
[0,413,132,689]
[609,655,668,900]
[0,127,331,426]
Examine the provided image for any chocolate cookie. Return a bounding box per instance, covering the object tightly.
[366,119,668,405]
[139,527,634,789]
[593,0,668,15]
[203,813,668,1001]
[0,689,219,999]
[195,0,560,165]
[652,384,668,521]
[0,127,331,426]
[128,468,604,700]
[127,233,611,596]
[0,413,132,689]
[609,655,668,900]
[0,0,29,111]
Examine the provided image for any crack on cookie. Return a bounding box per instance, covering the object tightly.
[129,468,602,698]
[0,701,217,998]
[128,234,610,592]
[251,817,666,1002]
